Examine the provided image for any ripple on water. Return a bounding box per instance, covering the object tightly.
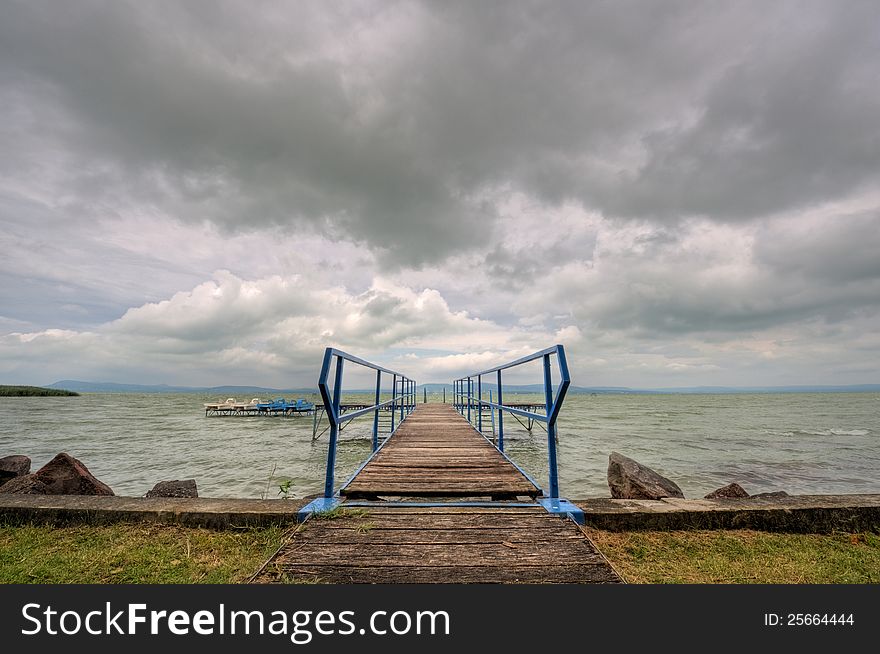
[2,392,879,498]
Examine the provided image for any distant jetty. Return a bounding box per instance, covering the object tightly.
[0,385,79,397]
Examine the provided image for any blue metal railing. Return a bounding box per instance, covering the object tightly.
[453,344,571,499]
[317,347,417,499]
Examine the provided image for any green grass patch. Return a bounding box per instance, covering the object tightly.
[0,523,288,583]
[0,385,78,397]
[589,529,880,583]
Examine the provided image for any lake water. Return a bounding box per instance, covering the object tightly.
[1,392,878,499]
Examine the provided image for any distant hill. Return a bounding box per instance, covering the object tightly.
[47,380,317,395]
[419,382,880,395]
[1,385,79,397]
[47,379,880,395]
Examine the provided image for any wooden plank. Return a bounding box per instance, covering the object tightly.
[342,483,537,493]
[276,541,604,565]
[311,517,562,529]
[333,507,546,514]
[350,471,532,481]
[259,564,621,584]
[294,528,583,544]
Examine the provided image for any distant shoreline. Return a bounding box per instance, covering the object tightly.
[28,379,880,395]
[0,385,79,397]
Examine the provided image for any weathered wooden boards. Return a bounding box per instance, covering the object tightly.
[253,507,622,584]
[341,404,539,499]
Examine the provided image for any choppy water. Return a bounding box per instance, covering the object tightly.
[1,392,878,499]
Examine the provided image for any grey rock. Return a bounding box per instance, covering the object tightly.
[0,475,50,494]
[0,455,31,488]
[32,453,114,496]
[607,452,684,500]
[0,455,31,477]
[704,482,750,499]
[145,479,198,498]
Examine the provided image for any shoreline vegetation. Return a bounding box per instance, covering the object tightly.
[0,385,78,397]
[0,522,876,583]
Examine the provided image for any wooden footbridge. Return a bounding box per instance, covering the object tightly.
[254,346,622,584]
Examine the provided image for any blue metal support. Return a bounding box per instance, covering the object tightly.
[496,368,504,452]
[452,344,574,520]
[372,369,381,452]
[543,353,559,499]
[488,390,495,436]
[391,373,397,432]
[300,348,417,521]
[323,355,344,498]
[399,376,404,424]
[477,375,482,432]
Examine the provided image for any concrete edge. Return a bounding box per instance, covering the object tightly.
[0,496,308,529]
[573,494,880,533]
[1,494,878,533]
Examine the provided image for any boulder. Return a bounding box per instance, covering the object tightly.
[0,475,50,494]
[0,455,31,487]
[145,479,198,498]
[607,452,684,500]
[751,491,789,499]
[704,482,750,499]
[31,453,114,495]
[0,455,31,477]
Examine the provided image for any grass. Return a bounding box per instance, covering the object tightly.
[588,529,880,584]
[3,522,878,584]
[0,385,78,397]
[0,522,289,583]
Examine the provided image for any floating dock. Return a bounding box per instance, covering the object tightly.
[203,398,314,417]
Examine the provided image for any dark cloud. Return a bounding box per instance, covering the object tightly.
[601,3,880,221]
[4,1,877,268]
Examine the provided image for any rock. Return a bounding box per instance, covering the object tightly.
[751,491,789,499]
[31,453,114,495]
[0,455,31,477]
[607,452,685,500]
[0,475,50,494]
[0,455,31,487]
[145,480,198,498]
[704,482,750,499]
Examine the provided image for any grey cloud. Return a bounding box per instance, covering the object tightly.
[5,1,877,270]
[599,3,880,221]
[755,212,880,285]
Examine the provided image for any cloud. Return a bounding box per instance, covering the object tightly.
[1,2,879,388]
[0,271,570,386]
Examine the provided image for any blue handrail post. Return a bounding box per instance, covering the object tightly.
[496,368,504,452]
[372,369,381,451]
[399,378,405,423]
[301,347,419,522]
[477,375,483,433]
[466,377,472,424]
[391,374,397,432]
[323,355,344,498]
[543,353,559,499]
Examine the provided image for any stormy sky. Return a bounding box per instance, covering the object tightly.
[1,0,879,388]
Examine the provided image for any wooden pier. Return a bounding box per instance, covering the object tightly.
[255,403,622,584]
[341,404,539,499]
[254,505,620,584]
